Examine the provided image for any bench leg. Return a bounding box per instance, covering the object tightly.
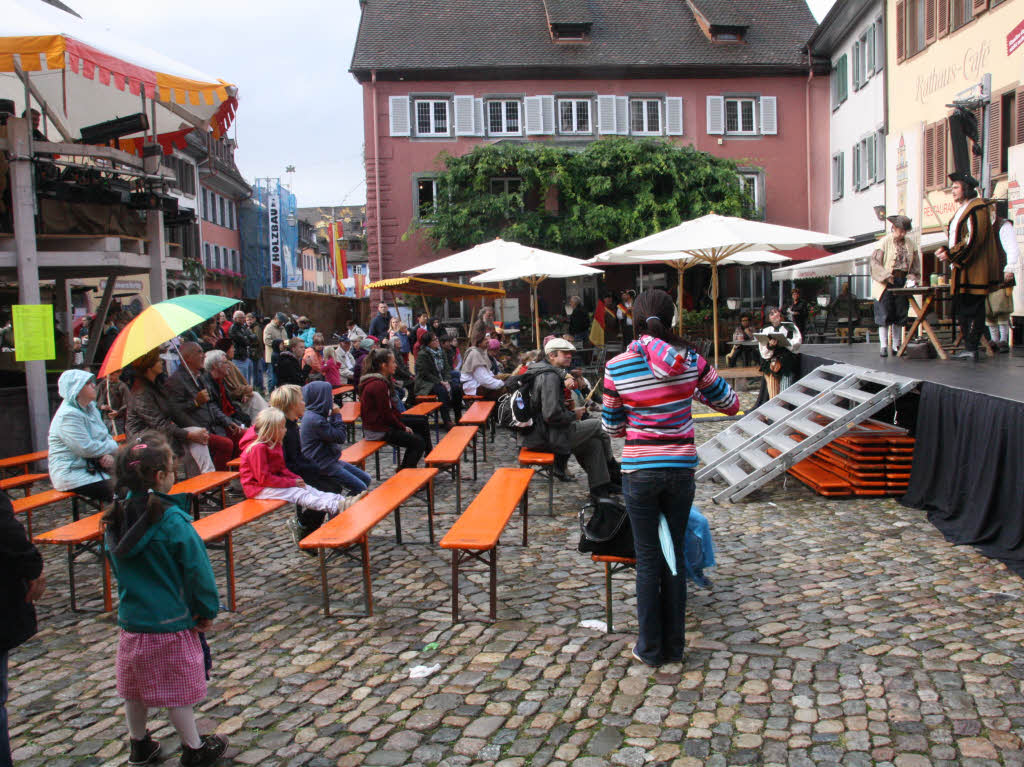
[374,451,381,481]
[102,538,112,613]
[318,548,330,617]
[471,432,478,481]
[547,467,554,516]
[489,546,497,621]
[521,491,529,547]
[25,509,32,540]
[455,465,461,515]
[427,478,435,544]
[225,533,236,612]
[393,505,402,545]
[605,562,614,633]
[71,495,80,522]
[361,537,373,617]
[67,544,78,612]
[482,428,488,462]
[451,550,460,624]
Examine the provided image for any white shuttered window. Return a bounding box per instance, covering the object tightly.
[389,95,410,136]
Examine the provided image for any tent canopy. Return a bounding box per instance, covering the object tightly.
[1,0,238,141]
[771,232,947,281]
[368,276,506,300]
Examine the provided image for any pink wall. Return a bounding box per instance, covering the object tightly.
[202,222,240,250]
[363,74,828,279]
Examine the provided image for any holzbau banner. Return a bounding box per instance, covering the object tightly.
[268,189,282,288]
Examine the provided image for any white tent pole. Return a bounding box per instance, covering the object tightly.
[13,61,73,141]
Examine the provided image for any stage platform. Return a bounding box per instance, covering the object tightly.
[798,343,1024,579]
[800,343,1024,404]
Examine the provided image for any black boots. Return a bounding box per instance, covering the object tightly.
[180,734,228,767]
[128,733,161,765]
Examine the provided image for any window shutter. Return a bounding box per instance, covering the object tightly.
[853,42,861,90]
[839,56,848,102]
[867,29,876,72]
[454,95,476,136]
[540,95,556,134]
[875,20,885,73]
[853,144,861,190]
[525,96,543,135]
[876,132,886,182]
[924,124,935,189]
[840,153,845,197]
[597,95,618,134]
[666,97,684,135]
[615,97,630,135]
[971,108,983,179]
[389,95,410,136]
[937,0,949,38]
[473,98,485,136]
[936,121,947,188]
[896,1,906,62]
[973,0,988,15]
[925,0,937,44]
[1017,87,1024,146]
[989,98,1002,173]
[707,95,725,135]
[760,96,778,135]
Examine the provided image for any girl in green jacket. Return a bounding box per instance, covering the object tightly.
[104,433,228,767]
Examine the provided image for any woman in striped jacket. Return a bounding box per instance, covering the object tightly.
[602,289,739,667]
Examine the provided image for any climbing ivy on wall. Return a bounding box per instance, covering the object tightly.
[417,137,756,257]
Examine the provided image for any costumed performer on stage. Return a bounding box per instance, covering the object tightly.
[757,307,802,401]
[870,214,921,358]
[986,200,1018,351]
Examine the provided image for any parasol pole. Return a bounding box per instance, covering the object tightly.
[711,259,721,367]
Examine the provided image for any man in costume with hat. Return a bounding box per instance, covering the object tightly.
[936,172,1004,361]
[985,200,1018,351]
[870,214,921,357]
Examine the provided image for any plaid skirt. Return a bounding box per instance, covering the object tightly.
[116,628,206,707]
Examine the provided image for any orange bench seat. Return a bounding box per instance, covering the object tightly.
[591,554,637,632]
[0,450,48,475]
[34,510,112,612]
[1,472,49,496]
[439,467,534,622]
[340,439,386,479]
[12,489,77,538]
[300,468,438,616]
[425,426,479,512]
[518,448,555,515]
[171,470,238,518]
[459,401,496,461]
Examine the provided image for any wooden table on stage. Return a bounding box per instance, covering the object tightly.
[888,285,951,360]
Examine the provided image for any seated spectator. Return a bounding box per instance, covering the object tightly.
[269,385,354,547]
[470,306,502,340]
[396,322,412,363]
[414,331,462,428]
[274,337,306,388]
[441,334,462,373]
[212,339,268,421]
[518,338,620,496]
[165,341,243,471]
[48,369,119,502]
[411,313,430,357]
[296,316,316,346]
[358,349,431,468]
[125,349,213,476]
[321,346,343,388]
[345,318,366,345]
[725,312,756,367]
[96,367,131,435]
[301,381,373,494]
[302,333,325,380]
[198,319,221,352]
[390,336,414,406]
[334,335,357,384]
[513,350,539,376]
[203,349,253,428]
[460,333,506,400]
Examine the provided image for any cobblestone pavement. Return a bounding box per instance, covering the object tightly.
[8,393,1024,766]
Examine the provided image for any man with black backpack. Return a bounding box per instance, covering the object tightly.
[514,338,621,499]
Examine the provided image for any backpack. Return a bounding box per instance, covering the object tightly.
[499,369,559,430]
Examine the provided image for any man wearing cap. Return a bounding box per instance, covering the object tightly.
[936,173,1003,361]
[519,337,621,498]
[870,214,921,357]
[263,312,289,390]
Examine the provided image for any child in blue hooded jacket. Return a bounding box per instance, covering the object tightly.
[299,381,372,494]
[103,433,228,767]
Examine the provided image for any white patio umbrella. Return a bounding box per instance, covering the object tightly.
[471,250,603,350]
[587,215,848,365]
[403,238,525,274]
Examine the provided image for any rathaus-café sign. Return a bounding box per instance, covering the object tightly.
[914,39,991,104]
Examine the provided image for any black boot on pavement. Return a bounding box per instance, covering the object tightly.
[180,734,228,767]
[127,732,161,765]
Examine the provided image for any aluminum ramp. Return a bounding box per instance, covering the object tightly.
[697,364,918,504]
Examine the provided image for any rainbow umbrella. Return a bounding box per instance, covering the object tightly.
[97,295,241,378]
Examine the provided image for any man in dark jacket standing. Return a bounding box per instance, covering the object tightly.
[1,490,46,765]
[228,310,257,386]
[519,338,620,498]
[368,302,392,341]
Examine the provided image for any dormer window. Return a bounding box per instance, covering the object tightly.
[543,0,593,42]
[550,22,590,41]
[710,26,745,43]
[686,1,748,44]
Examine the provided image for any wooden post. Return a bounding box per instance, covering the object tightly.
[147,208,168,304]
[56,278,72,363]
[84,277,118,369]
[9,118,50,452]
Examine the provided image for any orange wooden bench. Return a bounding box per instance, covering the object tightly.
[0,450,48,478]
[0,472,49,498]
[13,489,78,538]
[404,400,443,441]
[341,401,360,442]
[340,440,386,480]
[299,468,438,616]
[439,467,534,622]
[171,470,238,518]
[518,448,555,515]
[34,511,112,612]
[424,426,479,513]
[332,384,355,401]
[192,498,288,611]
[591,554,637,633]
[459,401,496,462]
[227,457,240,469]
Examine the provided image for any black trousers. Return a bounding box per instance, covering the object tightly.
[955,293,987,352]
[387,415,431,468]
[75,478,114,503]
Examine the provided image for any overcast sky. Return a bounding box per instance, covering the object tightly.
[68,0,837,208]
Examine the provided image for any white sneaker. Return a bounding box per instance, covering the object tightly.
[286,516,304,549]
[337,491,368,513]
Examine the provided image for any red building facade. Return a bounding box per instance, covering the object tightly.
[352,0,830,282]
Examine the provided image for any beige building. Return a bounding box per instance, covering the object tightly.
[886,0,1023,235]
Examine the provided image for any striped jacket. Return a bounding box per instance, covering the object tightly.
[602,335,739,472]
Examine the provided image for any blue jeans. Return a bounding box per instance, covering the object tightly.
[622,468,695,665]
[336,461,372,493]
[233,358,252,387]
[1,650,11,767]
[253,357,266,390]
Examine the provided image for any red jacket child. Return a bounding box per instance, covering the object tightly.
[238,426,300,498]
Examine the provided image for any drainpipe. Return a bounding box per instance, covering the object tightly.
[805,50,814,230]
[372,69,384,301]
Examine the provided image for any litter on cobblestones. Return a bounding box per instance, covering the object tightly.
[579,619,608,632]
[407,663,441,679]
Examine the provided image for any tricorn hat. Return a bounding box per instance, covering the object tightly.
[948,171,979,189]
[886,214,913,231]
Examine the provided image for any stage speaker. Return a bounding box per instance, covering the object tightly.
[948,107,982,178]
